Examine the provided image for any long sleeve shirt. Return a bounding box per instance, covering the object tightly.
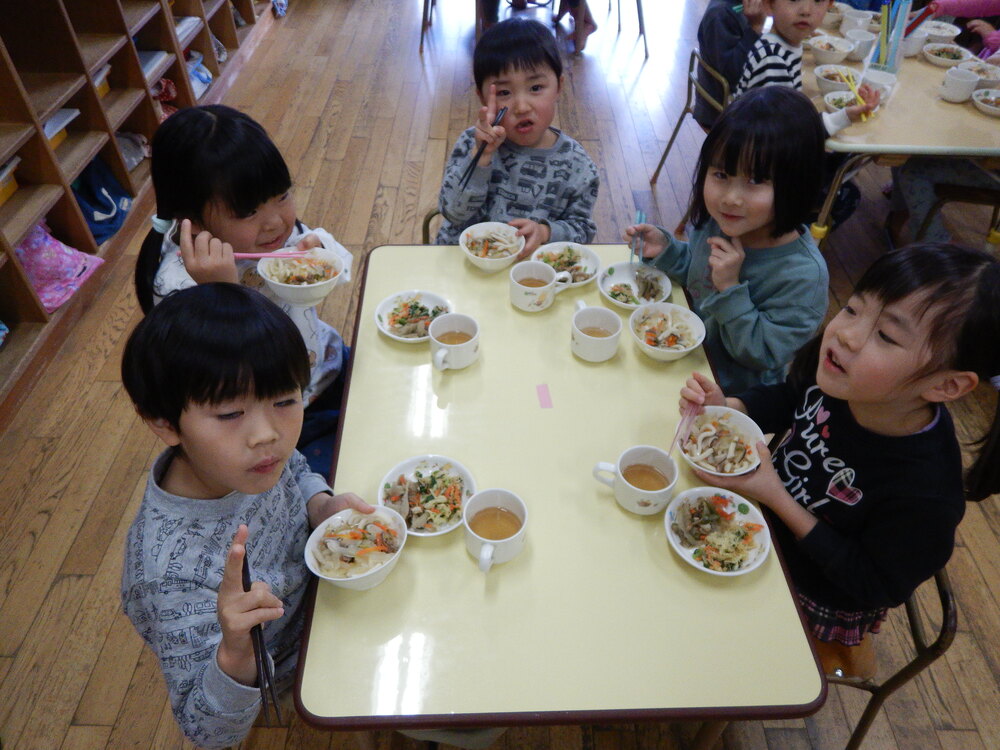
[121,450,331,748]
[695,0,761,128]
[934,0,1000,55]
[644,219,828,393]
[435,128,599,245]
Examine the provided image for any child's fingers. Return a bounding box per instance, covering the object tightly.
[333,492,374,514]
[220,524,250,596]
[295,234,322,251]
[179,218,193,253]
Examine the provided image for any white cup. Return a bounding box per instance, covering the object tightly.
[571,300,621,362]
[840,9,871,33]
[592,445,679,515]
[941,67,978,103]
[902,29,928,57]
[463,489,527,572]
[509,260,571,312]
[845,29,876,62]
[862,68,897,99]
[429,313,479,370]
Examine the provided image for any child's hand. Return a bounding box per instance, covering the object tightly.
[679,371,726,414]
[307,491,374,529]
[743,0,766,33]
[706,235,745,291]
[845,84,880,123]
[508,218,550,257]
[967,19,997,40]
[622,223,668,259]
[295,233,323,252]
[474,84,507,167]
[179,218,239,285]
[215,525,285,686]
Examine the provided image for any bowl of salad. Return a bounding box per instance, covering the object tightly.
[972,89,1000,117]
[375,290,450,343]
[598,262,671,310]
[531,242,600,287]
[257,246,345,306]
[629,302,705,362]
[922,43,973,68]
[458,222,525,272]
[305,506,408,590]
[378,455,476,536]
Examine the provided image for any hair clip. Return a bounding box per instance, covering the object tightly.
[151,215,174,234]
[991,375,1000,391]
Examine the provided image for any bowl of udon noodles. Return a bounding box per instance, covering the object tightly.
[305,506,408,590]
[629,302,705,361]
[257,246,345,306]
[679,405,765,477]
[458,222,525,271]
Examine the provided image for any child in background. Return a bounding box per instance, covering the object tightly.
[120,283,372,748]
[134,105,353,478]
[624,87,829,393]
[931,0,1000,58]
[553,0,598,52]
[680,244,1000,677]
[436,18,599,256]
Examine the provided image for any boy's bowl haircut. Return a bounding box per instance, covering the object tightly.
[473,18,562,91]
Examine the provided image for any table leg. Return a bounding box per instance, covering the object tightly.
[691,720,727,750]
[809,153,872,249]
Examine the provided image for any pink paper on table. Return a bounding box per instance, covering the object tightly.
[536,384,553,409]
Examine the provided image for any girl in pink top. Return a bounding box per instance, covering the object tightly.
[933,0,1000,58]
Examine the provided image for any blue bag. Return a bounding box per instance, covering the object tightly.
[71,157,132,243]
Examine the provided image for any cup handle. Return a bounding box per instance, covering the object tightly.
[592,462,616,488]
[575,299,586,312]
[432,347,449,370]
[552,270,572,293]
[479,543,495,572]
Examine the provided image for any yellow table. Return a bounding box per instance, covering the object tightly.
[801,42,1000,242]
[296,245,825,744]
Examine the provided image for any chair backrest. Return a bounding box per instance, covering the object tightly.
[690,48,732,116]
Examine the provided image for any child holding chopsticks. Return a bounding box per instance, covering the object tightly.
[120,283,372,748]
[435,18,599,257]
[134,105,354,477]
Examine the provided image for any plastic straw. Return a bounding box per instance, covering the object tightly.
[879,2,889,64]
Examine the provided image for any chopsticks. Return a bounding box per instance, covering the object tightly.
[668,402,699,457]
[241,555,283,726]
[629,209,646,265]
[458,106,508,190]
[838,71,869,122]
[233,250,310,259]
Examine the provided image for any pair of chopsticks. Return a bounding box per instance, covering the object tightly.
[233,250,310,259]
[241,555,283,725]
[458,107,508,190]
[629,209,646,264]
[837,71,869,122]
[668,402,699,457]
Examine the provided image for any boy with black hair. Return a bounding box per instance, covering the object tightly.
[436,17,599,256]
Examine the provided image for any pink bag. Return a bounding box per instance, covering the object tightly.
[14,222,104,313]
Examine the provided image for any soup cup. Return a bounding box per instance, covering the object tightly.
[593,445,678,515]
[509,260,571,312]
[429,313,480,370]
[571,300,622,362]
[463,489,527,572]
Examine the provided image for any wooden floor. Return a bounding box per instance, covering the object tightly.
[1,1,998,748]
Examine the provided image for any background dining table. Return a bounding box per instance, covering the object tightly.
[295,244,826,748]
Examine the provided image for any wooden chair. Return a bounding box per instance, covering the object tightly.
[422,208,442,244]
[421,0,487,53]
[828,568,958,750]
[650,49,730,185]
[914,183,1000,247]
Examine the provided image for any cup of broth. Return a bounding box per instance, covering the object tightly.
[571,300,622,362]
[509,260,572,312]
[463,489,527,572]
[429,313,479,370]
[592,445,678,515]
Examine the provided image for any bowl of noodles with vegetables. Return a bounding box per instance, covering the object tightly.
[378,455,476,536]
[458,222,525,271]
[531,242,600,287]
[629,302,705,361]
[305,506,408,590]
[679,405,765,477]
[257,246,345,306]
[375,290,450,343]
[665,488,770,576]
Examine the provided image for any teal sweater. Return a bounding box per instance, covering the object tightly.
[646,219,828,392]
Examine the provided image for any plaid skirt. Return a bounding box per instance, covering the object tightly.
[798,591,887,646]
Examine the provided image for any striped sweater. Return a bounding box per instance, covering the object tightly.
[736,32,801,94]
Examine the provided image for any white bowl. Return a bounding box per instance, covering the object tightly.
[377,454,476,537]
[821,2,851,29]
[598,262,671,310]
[679,405,765,477]
[530,242,600,287]
[458,222,524,272]
[375,290,451,343]
[815,64,856,94]
[861,68,897,99]
[628,302,705,362]
[824,90,860,113]
[922,20,961,45]
[959,59,1000,89]
[257,246,345,307]
[305,507,408,590]
[902,30,928,57]
[923,43,974,68]
[664,487,771,577]
[810,35,854,65]
[972,88,1000,117]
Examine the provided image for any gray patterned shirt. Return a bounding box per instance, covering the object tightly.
[436,127,599,245]
[121,449,331,748]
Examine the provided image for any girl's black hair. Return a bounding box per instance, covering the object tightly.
[121,283,310,430]
[789,243,1000,502]
[688,87,826,238]
[134,105,292,313]
[473,18,562,92]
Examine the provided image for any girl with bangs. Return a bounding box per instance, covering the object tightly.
[625,86,829,392]
[134,105,353,476]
